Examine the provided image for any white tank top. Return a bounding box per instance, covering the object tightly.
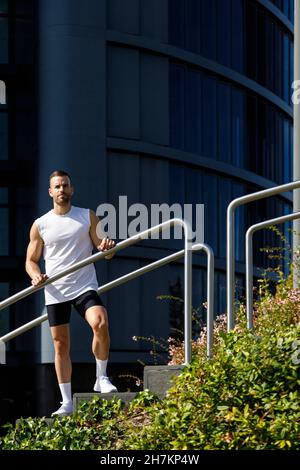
[35,206,99,305]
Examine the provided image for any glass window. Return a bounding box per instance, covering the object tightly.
[232,88,245,167]
[231,0,244,73]
[16,0,33,15]
[0,112,8,160]
[170,64,185,149]
[245,0,257,81]
[0,187,8,203]
[0,207,8,255]
[185,0,201,54]
[289,38,294,106]
[0,282,9,335]
[246,94,257,172]
[185,69,202,154]
[283,34,290,102]
[274,26,283,99]
[0,17,8,63]
[202,76,217,159]
[283,0,289,17]
[217,82,231,163]
[168,0,185,48]
[15,18,34,64]
[283,119,291,183]
[265,17,275,93]
[274,111,283,184]
[200,0,217,60]
[0,282,8,301]
[0,0,7,14]
[290,0,294,22]
[257,10,267,88]
[217,0,231,67]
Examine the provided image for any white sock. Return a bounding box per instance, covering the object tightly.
[59,382,72,404]
[96,359,108,378]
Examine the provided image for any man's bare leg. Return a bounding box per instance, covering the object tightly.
[85,305,110,360]
[50,323,72,383]
[85,305,117,393]
[50,324,73,415]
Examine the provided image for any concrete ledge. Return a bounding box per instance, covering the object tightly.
[143,365,185,398]
[73,392,137,411]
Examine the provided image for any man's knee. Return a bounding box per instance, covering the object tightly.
[87,307,109,332]
[52,335,69,355]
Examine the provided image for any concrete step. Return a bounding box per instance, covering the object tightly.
[143,365,184,398]
[15,366,185,425]
[73,391,137,411]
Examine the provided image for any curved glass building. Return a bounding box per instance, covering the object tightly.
[0,0,294,417]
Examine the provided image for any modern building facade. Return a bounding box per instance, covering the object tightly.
[0,0,294,418]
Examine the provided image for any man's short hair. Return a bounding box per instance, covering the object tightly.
[49,170,72,186]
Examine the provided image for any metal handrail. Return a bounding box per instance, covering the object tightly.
[227,180,300,332]
[1,243,215,359]
[0,218,194,363]
[246,211,300,329]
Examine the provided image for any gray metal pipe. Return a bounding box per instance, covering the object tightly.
[227,180,300,332]
[246,211,300,329]
[0,219,193,363]
[0,243,214,361]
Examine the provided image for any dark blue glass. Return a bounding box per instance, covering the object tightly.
[169,0,185,48]
[217,0,231,67]
[283,119,290,183]
[170,64,185,149]
[232,88,246,167]
[0,112,8,160]
[231,0,245,73]
[0,207,8,255]
[217,82,231,163]
[0,187,8,203]
[245,0,257,81]
[185,0,201,54]
[185,69,202,154]
[202,75,217,158]
[0,17,8,63]
[200,0,217,59]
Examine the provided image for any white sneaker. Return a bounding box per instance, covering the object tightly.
[51,401,73,417]
[93,376,118,393]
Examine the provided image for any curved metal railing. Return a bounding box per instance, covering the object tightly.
[0,219,215,364]
[0,243,214,360]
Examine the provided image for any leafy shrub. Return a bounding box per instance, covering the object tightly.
[0,275,299,450]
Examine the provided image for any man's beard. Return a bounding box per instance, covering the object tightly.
[57,195,71,205]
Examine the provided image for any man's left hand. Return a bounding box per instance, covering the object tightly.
[99,237,116,259]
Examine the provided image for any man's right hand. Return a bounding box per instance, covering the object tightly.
[31,274,48,286]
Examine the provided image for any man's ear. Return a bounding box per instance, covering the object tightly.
[48,188,53,198]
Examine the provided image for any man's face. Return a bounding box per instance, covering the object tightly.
[48,176,74,205]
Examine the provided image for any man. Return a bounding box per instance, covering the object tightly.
[25,170,117,416]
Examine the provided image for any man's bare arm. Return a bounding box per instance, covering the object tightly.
[25,222,48,286]
[89,210,116,259]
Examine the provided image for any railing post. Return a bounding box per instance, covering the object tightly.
[227,180,300,332]
[227,203,235,331]
[206,245,214,359]
[184,220,193,364]
[246,211,300,330]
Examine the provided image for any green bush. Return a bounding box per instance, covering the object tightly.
[0,275,299,450]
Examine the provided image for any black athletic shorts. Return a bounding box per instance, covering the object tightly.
[46,290,105,327]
